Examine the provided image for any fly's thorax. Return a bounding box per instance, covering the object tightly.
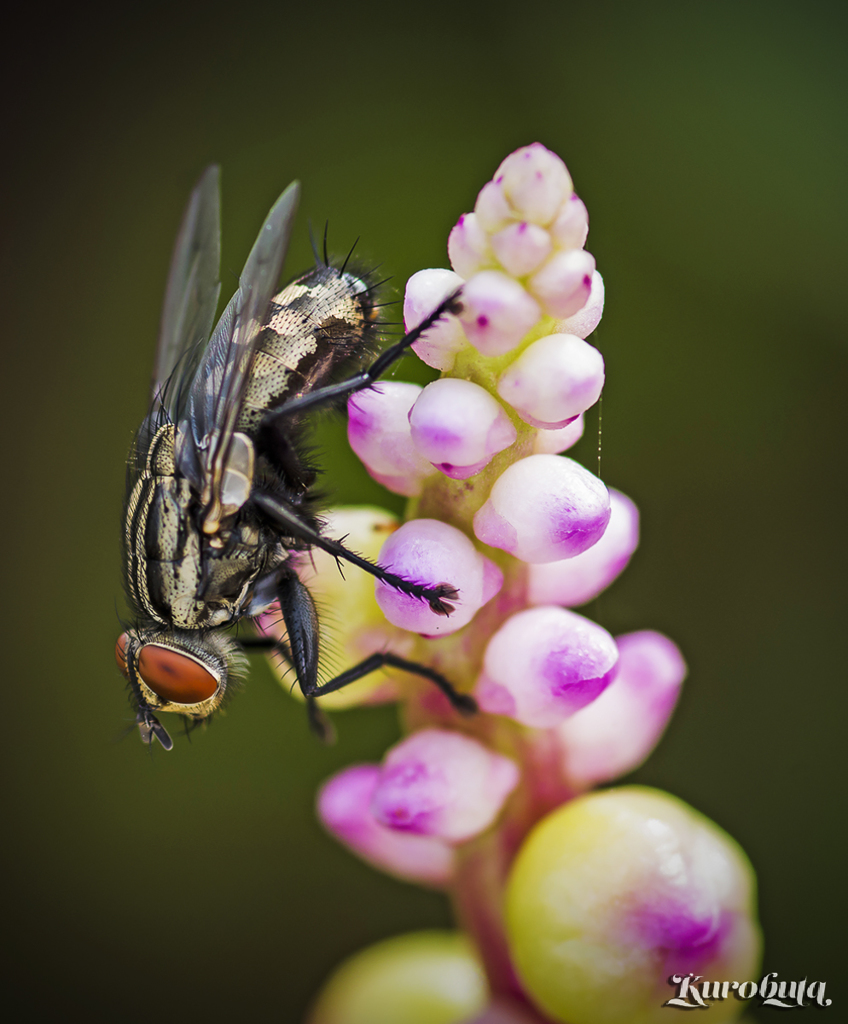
[237,263,379,435]
[125,421,269,628]
[116,627,246,718]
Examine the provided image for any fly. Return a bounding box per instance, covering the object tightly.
[116,167,474,749]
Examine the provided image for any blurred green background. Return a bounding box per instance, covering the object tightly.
[3,1,845,1020]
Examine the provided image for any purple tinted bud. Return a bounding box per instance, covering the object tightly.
[490,221,552,278]
[409,379,517,480]
[527,488,639,606]
[494,144,573,226]
[318,765,454,886]
[404,268,469,371]
[475,607,619,728]
[532,415,585,454]
[497,333,605,429]
[347,383,435,497]
[371,729,520,843]
[459,271,542,356]
[474,179,513,233]
[550,193,589,249]
[557,631,687,787]
[473,454,611,563]
[528,249,596,319]
[555,269,605,340]
[376,519,503,635]
[447,213,495,280]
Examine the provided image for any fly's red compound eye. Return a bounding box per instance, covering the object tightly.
[137,645,219,704]
[141,646,220,704]
[115,634,217,704]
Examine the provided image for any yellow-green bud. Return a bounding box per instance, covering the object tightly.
[307,930,488,1024]
[505,787,761,1024]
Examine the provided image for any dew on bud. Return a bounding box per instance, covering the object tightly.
[475,606,618,728]
[473,454,610,564]
[526,488,638,606]
[376,519,503,635]
[409,379,517,479]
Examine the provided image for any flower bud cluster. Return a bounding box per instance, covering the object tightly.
[262,144,761,1023]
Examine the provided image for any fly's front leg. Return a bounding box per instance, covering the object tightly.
[253,491,458,615]
[136,703,174,750]
[270,566,333,741]
[259,289,462,421]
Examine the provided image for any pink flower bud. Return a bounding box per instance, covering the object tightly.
[497,333,604,429]
[526,488,639,606]
[409,379,517,479]
[550,193,589,249]
[475,607,618,728]
[347,383,436,496]
[447,214,495,280]
[459,271,541,356]
[554,269,605,339]
[528,249,596,319]
[494,144,573,226]
[474,179,513,233]
[490,221,552,278]
[532,415,585,454]
[557,631,687,788]
[376,519,503,635]
[318,765,454,886]
[404,268,468,371]
[473,454,610,563]
[371,729,520,843]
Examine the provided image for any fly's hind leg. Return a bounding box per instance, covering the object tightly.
[310,652,477,716]
[245,568,475,740]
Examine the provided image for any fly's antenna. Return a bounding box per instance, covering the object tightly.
[340,237,360,275]
[323,221,330,266]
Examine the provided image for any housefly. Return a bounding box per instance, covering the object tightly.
[116,167,474,749]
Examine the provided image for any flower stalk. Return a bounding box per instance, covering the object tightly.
[277,144,762,1024]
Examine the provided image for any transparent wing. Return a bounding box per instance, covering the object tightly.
[174,181,301,524]
[152,166,221,419]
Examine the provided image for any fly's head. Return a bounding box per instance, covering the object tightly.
[115,627,246,750]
